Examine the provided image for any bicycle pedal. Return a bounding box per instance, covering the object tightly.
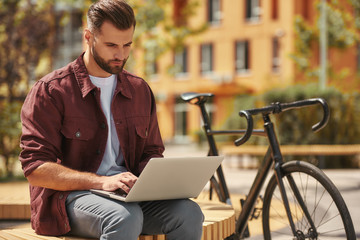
[249,207,262,220]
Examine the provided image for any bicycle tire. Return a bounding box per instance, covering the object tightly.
[262,161,356,240]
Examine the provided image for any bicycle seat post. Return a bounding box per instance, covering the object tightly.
[199,102,219,156]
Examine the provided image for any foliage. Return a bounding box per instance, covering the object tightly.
[0,0,57,99]
[290,17,315,72]
[0,101,22,178]
[263,84,360,168]
[221,84,360,168]
[0,0,59,178]
[262,84,360,146]
[290,0,360,83]
[224,84,360,167]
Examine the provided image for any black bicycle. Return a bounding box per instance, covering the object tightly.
[181,92,356,240]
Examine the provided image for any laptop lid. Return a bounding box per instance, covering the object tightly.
[91,156,224,202]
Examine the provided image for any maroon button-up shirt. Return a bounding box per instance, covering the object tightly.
[19,53,164,236]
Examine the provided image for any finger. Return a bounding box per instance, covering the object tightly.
[120,177,136,189]
[118,182,131,193]
[119,173,137,188]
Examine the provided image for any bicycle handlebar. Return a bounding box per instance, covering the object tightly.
[233,110,254,146]
[234,98,330,146]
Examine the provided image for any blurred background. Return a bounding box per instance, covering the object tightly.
[0,0,360,180]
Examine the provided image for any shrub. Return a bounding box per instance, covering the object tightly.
[223,84,360,168]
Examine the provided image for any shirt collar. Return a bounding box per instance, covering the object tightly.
[72,52,132,99]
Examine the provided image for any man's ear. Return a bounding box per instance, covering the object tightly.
[84,29,92,43]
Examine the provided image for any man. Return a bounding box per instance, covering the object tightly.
[19,0,204,239]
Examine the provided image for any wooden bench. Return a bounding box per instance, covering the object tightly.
[0,201,235,240]
[0,228,164,240]
[221,144,360,168]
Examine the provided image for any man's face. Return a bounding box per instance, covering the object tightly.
[88,21,134,75]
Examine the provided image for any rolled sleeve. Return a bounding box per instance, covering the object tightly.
[20,80,63,176]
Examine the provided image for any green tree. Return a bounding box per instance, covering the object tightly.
[0,0,56,100]
[0,101,22,178]
[0,0,57,178]
[290,0,360,86]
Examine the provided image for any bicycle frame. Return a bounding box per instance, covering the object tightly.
[181,93,328,239]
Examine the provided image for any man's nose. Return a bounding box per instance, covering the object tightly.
[114,48,125,60]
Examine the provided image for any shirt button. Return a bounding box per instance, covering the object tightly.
[100,122,106,129]
[59,194,64,200]
[75,131,81,138]
[96,149,101,155]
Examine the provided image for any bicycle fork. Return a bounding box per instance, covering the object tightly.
[265,114,317,239]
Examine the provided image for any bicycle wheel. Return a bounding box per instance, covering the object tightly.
[262,161,355,240]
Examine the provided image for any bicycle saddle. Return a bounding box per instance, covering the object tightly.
[180,92,214,103]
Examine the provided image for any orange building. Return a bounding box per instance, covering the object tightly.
[135,0,359,142]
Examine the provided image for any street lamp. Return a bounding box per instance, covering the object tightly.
[319,0,327,90]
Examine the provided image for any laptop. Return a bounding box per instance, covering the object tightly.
[90,156,224,202]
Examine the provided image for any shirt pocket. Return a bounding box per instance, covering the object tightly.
[60,118,97,141]
[125,116,149,167]
[61,118,105,172]
[135,125,148,139]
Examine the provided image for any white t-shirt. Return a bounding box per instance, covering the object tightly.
[90,74,127,176]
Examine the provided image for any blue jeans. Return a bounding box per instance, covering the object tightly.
[66,191,204,240]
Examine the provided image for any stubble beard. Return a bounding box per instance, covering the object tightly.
[92,45,127,75]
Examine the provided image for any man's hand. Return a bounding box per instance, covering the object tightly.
[101,172,138,193]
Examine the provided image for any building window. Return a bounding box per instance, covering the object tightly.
[245,0,261,22]
[146,59,158,80]
[271,0,279,20]
[272,37,280,72]
[174,97,188,141]
[235,41,250,74]
[208,0,221,25]
[201,44,213,74]
[174,47,188,77]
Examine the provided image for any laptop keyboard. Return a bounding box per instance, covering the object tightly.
[111,189,128,197]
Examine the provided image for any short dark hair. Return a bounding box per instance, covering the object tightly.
[87,0,136,33]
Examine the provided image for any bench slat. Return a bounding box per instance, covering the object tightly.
[222,144,360,156]
[0,229,165,240]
